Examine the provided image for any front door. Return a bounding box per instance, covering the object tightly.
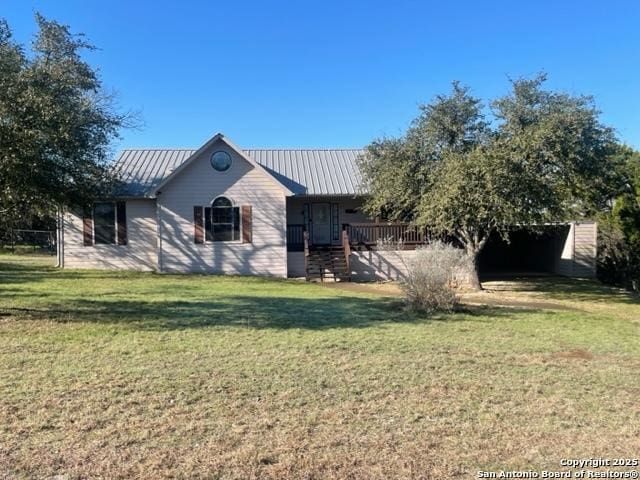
[311,203,331,245]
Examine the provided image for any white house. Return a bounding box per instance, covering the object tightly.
[57,133,597,281]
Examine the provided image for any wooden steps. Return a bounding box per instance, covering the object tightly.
[305,245,351,282]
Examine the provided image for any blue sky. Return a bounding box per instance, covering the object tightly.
[3,0,639,150]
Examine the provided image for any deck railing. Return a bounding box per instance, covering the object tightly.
[287,224,305,251]
[344,223,429,248]
[288,222,429,251]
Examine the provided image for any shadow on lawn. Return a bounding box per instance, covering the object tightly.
[0,259,56,284]
[483,275,640,305]
[0,256,553,330]
[1,295,539,331]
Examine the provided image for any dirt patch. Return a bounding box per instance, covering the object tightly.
[323,281,579,311]
[461,294,579,311]
[551,348,595,360]
[320,281,402,297]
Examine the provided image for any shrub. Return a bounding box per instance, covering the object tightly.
[597,211,640,292]
[400,241,472,313]
[376,235,405,251]
[597,147,640,292]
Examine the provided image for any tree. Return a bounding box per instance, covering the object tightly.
[0,14,132,227]
[359,75,621,289]
[597,146,640,291]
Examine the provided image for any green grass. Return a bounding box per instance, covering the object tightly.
[1,255,639,479]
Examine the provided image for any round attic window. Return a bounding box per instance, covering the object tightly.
[211,151,232,172]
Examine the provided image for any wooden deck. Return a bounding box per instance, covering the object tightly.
[344,223,429,249]
[286,223,429,282]
[286,222,430,253]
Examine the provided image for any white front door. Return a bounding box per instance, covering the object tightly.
[312,203,331,245]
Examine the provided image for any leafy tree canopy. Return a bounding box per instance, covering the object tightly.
[613,147,640,243]
[597,146,640,291]
[359,74,624,288]
[0,14,133,228]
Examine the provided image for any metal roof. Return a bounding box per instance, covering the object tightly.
[112,148,367,197]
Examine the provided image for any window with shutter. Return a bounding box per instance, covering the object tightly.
[83,202,126,246]
[208,197,240,242]
[94,202,116,245]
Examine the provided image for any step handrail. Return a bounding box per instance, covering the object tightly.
[341,228,351,281]
[303,230,310,281]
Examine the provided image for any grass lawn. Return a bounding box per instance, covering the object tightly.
[1,255,639,479]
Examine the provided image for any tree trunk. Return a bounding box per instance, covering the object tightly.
[466,246,482,291]
[457,229,490,291]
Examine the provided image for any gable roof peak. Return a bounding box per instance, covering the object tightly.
[152,132,294,196]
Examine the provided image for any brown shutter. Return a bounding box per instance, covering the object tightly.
[194,206,204,244]
[116,201,127,245]
[204,207,212,242]
[83,208,93,246]
[242,205,252,243]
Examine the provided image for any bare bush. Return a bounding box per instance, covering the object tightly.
[375,235,405,251]
[400,241,472,313]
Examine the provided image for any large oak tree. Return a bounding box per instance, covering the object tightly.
[359,75,623,289]
[0,14,132,230]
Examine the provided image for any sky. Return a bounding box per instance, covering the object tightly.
[2,0,639,151]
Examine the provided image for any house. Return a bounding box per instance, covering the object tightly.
[57,133,597,281]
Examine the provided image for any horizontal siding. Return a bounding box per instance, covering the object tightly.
[549,222,597,278]
[573,222,597,278]
[159,140,287,277]
[351,251,413,281]
[554,259,574,277]
[63,199,157,271]
[287,252,306,277]
[552,224,574,277]
[350,251,472,284]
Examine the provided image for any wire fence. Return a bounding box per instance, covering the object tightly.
[0,229,56,254]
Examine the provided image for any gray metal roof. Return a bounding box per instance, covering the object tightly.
[112,148,367,197]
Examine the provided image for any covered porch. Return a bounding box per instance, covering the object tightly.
[284,196,597,281]
[285,196,429,281]
[285,196,429,252]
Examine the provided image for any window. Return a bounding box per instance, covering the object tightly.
[94,202,116,244]
[210,197,240,241]
[331,203,339,241]
[211,151,232,172]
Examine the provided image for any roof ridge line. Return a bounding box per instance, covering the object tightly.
[119,147,365,152]
[121,148,197,151]
[245,148,364,151]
